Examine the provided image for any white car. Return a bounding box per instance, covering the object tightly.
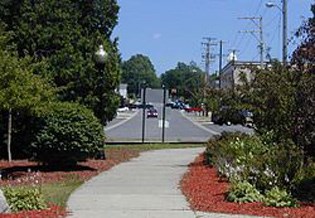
[117,106,129,112]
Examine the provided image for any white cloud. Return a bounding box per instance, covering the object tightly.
[153,33,162,39]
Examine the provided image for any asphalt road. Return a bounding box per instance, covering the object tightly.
[105,105,253,143]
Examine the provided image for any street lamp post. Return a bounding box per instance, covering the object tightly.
[266,0,288,65]
[141,82,147,144]
[161,85,166,143]
[95,44,107,159]
[95,45,108,126]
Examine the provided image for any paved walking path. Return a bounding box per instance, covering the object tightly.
[67,148,263,218]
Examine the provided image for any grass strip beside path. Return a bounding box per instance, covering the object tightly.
[1,143,205,217]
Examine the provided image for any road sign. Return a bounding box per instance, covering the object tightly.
[158,120,169,128]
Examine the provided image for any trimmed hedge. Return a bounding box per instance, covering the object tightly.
[32,102,105,165]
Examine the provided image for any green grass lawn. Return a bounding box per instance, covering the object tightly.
[41,175,83,207]
[42,143,205,207]
[3,143,205,210]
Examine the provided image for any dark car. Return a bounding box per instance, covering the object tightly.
[147,108,158,118]
[138,103,154,109]
[166,102,174,107]
[212,107,253,126]
[239,110,253,127]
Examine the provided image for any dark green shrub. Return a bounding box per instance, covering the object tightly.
[263,186,298,208]
[206,132,268,181]
[227,181,263,203]
[294,177,315,203]
[294,72,315,159]
[258,140,303,191]
[32,102,105,165]
[3,187,47,212]
[243,142,303,193]
[293,161,315,202]
[206,132,305,195]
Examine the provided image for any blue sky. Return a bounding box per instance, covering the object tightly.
[112,0,313,75]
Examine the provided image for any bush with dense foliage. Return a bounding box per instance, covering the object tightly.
[227,181,263,203]
[206,132,269,183]
[205,132,310,206]
[292,162,315,203]
[3,187,47,212]
[263,187,297,208]
[32,102,105,165]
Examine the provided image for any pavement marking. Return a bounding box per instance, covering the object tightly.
[104,110,139,132]
[180,111,220,136]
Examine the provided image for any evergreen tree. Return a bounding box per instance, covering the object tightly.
[0,0,121,125]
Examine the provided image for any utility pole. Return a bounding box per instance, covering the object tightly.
[266,0,288,65]
[202,37,217,85]
[283,0,288,66]
[218,40,226,89]
[201,37,216,116]
[239,16,265,69]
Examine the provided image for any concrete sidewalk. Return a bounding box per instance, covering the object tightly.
[67,148,263,218]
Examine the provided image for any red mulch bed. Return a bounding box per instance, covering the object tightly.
[181,154,315,218]
[0,205,66,218]
[0,148,140,218]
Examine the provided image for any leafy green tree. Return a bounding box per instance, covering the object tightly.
[0,0,120,125]
[121,54,160,97]
[0,26,55,161]
[161,62,204,105]
[241,62,297,140]
[291,4,315,158]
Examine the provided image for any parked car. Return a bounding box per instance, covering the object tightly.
[212,107,253,126]
[166,102,175,107]
[170,100,188,110]
[239,110,253,127]
[138,103,154,109]
[147,108,158,118]
[117,106,129,112]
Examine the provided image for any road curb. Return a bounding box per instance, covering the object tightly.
[180,111,220,136]
[104,110,139,132]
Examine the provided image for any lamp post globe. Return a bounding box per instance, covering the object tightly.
[95,45,108,65]
[266,2,276,8]
[265,2,281,10]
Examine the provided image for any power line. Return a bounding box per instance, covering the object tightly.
[238,36,253,57]
[253,0,264,16]
[201,37,217,83]
[231,0,266,56]
[239,16,265,68]
[266,14,281,60]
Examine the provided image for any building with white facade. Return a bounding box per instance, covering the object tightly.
[220,61,265,89]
